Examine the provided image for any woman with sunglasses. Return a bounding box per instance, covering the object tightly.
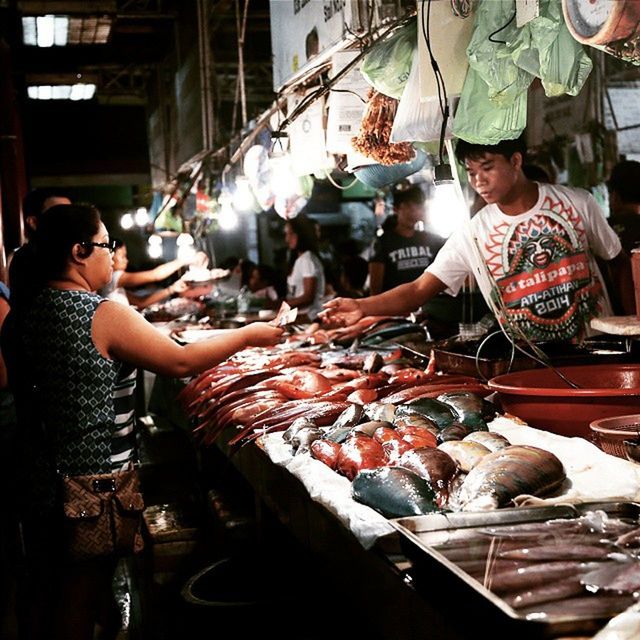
[3,203,283,640]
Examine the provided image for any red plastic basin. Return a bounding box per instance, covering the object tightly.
[488,364,640,439]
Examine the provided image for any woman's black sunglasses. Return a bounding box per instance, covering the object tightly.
[81,240,117,253]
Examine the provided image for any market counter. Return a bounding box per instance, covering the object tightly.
[149,373,640,640]
[216,431,475,640]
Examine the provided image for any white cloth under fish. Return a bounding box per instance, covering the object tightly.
[259,434,394,549]
[592,602,640,640]
[258,415,640,549]
[489,416,640,506]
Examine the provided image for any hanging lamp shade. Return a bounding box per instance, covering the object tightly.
[353,148,427,188]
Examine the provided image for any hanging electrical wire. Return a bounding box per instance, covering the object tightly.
[421,0,449,169]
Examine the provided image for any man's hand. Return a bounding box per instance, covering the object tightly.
[319,297,363,328]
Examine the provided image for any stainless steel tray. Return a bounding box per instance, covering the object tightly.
[392,502,640,639]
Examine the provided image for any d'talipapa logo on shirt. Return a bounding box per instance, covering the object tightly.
[485,197,602,342]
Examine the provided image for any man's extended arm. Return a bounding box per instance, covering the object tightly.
[321,271,448,326]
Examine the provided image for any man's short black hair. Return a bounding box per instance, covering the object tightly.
[392,184,425,208]
[608,160,640,203]
[455,135,528,165]
[22,187,70,220]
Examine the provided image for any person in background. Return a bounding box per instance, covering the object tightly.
[0,281,17,639]
[9,188,71,308]
[368,184,445,295]
[284,214,326,321]
[99,239,203,309]
[607,160,640,255]
[322,135,634,342]
[338,255,369,298]
[248,263,279,305]
[2,203,283,640]
[522,164,552,183]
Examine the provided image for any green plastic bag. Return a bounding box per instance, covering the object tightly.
[453,0,592,144]
[360,21,416,100]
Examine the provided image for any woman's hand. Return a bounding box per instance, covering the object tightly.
[241,322,284,347]
[319,297,363,328]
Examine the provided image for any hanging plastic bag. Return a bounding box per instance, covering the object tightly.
[452,67,528,144]
[391,48,458,143]
[453,0,591,143]
[360,21,417,100]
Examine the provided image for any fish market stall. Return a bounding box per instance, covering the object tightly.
[168,315,640,640]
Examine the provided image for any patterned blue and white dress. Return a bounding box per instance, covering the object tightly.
[22,288,136,476]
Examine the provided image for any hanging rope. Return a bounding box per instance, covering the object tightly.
[231,0,250,133]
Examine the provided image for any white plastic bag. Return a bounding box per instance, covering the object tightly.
[391,49,458,144]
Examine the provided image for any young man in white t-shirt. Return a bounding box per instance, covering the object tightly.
[322,136,634,343]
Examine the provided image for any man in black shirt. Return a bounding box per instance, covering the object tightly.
[368,184,445,294]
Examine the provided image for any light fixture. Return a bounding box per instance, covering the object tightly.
[176,233,194,247]
[428,182,468,238]
[120,212,134,230]
[233,176,254,211]
[177,234,196,263]
[134,207,150,227]
[434,163,455,186]
[27,83,96,101]
[148,234,163,259]
[218,193,238,231]
[22,14,113,46]
[422,0,453,191]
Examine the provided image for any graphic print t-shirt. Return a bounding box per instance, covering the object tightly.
[427,184,621,342]
[370,229,445,291]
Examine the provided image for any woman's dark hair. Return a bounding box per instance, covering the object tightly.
[32,203,102,280]
[455,134,527,164]
[240,259,256,287]
[286,214,319,273]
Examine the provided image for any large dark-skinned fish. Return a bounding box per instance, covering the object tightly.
[437,391,496,431]
[398,448,458,507]
[457,445,566,511]
[351,467,440,518]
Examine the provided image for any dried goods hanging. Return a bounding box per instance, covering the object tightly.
[351,90,416,166]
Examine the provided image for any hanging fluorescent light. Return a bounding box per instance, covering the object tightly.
[22,14,113,47]
[27,83,96,101]
[35,15,54,47]
[176,233,196,263]
[22,17,36,45]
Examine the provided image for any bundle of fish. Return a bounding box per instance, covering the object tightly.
[429,511,640,618]
[179,343,487,447]
[291,394,566,518]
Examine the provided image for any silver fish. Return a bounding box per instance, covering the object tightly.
[458,445,566,512]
